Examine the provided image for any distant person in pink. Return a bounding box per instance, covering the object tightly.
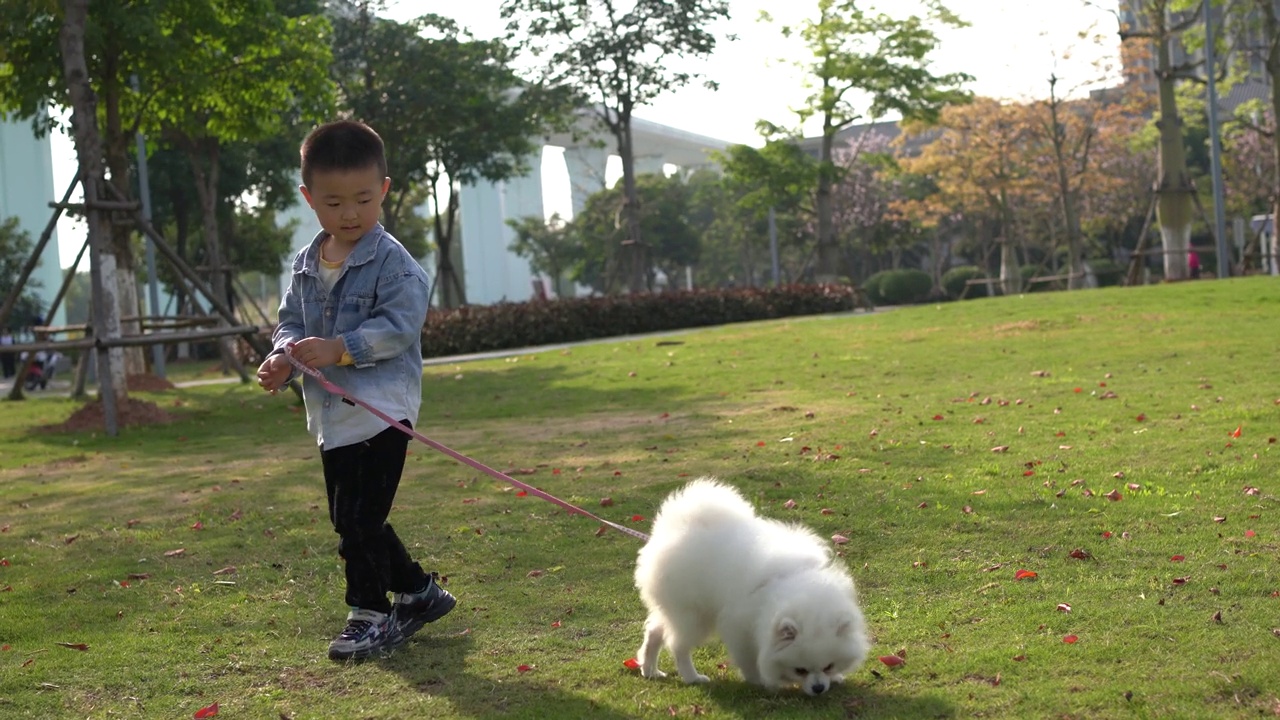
[1188,248,1201,279]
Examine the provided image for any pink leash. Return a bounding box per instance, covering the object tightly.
[284,352,650,542]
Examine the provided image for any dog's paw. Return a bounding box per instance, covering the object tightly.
[641,667,667,680]
[831,673,846,684]
[680,673,711,684]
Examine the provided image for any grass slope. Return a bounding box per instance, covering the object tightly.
[1,278,1278,719]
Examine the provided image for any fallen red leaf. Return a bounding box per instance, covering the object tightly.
[1012,654,1026,662]
[1015,569,1038,580]
[515,490,528,497]
[56,642,89,651]
[599,497,614,507]
[1023,470,1035,477]
[193,701,219,718]
[1170,555,1185,562]
[1,644,9,651]
[1057,603,1072,613]
[1068,548,1090,560]
[516,664,534,673]
[1135,414,1146,422]
[784,499,797,509]
[630,515,645,522]
[832,534,850,545]
[190,521,204,531]
[1172,576,1189,585]
[1105,489,1122,501]
[932,414,944,420]
[1102,531,1113,539]
[1231,425,1243,438]
[0,558,9,566]
[623,657,641,669]
[1074,387,1082,393]
[878,655,905,667]
[550,621,562,628]
[1063,635,1078,644]
[756,441,766,447]
[1246,530,1257,538]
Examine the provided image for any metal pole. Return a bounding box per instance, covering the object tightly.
[132,74,166,376]
[1204,0,1230,278]
[768,207,780,286]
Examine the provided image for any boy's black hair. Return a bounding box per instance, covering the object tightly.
[300,120,387,188]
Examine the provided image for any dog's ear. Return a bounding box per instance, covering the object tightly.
[776,618,799,645]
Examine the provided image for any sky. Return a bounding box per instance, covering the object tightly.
[48,0,1122,266]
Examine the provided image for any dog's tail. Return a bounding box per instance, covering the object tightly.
[649,477,756,535]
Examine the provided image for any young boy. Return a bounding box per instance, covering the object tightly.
[256,120,455,661]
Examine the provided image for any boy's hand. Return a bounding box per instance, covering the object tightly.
[290,337,346,369]
[256,354,291,394]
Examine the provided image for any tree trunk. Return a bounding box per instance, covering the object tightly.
[1263,0,1280,275]
[101,58,146,375]
[1153,10,1194,281]
[814,102,840,284]
[433,179,467,308]
[1047,77,1087,289]
[617,114,648,294]
[59,0,127,417]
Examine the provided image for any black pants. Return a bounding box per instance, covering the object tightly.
[1,351,14,379]
[321,421,429,614]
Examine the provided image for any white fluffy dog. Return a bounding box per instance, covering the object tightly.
[634,478,869,695]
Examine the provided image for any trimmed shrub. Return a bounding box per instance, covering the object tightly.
[942,265,987,299]
[1090,258,1124,287]
[861,271,890,305]
[876,269,933,305]
[421,284,860,359]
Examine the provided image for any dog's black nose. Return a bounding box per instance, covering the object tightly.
[811,684,827,695]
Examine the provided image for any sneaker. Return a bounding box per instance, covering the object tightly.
[393,572,456,639]
[327,608,404,661]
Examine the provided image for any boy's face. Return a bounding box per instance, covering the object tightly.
[299,165,390,245]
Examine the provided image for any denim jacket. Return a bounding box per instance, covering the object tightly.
[271,223,431,449]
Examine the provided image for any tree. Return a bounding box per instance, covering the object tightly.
[569,173,702,293]
[1225,0,1280,270]
[506,214,581,297]
[1118,0,1203,280]
[0,0,332,375]
[332,4,575,307]
[147,2,332,315]
[764,0,971,283]
[0,218,45,332]
[898,98,1038,293]
[501,0,732,294]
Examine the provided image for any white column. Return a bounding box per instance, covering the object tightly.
[458,150,545,304]
[634,154,666,177]
[563,144,609,218]
[0,119,66,327]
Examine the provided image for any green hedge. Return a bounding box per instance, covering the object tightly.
[421,284,860,358]
[876,269,934,305]
[942,265,987,299]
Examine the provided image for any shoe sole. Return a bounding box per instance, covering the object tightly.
[328,632,407,662]
[398,592,457,640]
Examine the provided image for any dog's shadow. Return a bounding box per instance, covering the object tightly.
[384,634,953,719]
[698,676,956,718]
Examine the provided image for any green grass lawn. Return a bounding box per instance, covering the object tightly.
[1,278,1278,719]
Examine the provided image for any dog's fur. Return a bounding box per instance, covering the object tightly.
[634,479,868,695]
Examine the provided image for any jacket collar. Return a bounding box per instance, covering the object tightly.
[295,223,385,274]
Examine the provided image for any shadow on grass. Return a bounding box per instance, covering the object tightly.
[384,633,647,720]
[384,630,955,720]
